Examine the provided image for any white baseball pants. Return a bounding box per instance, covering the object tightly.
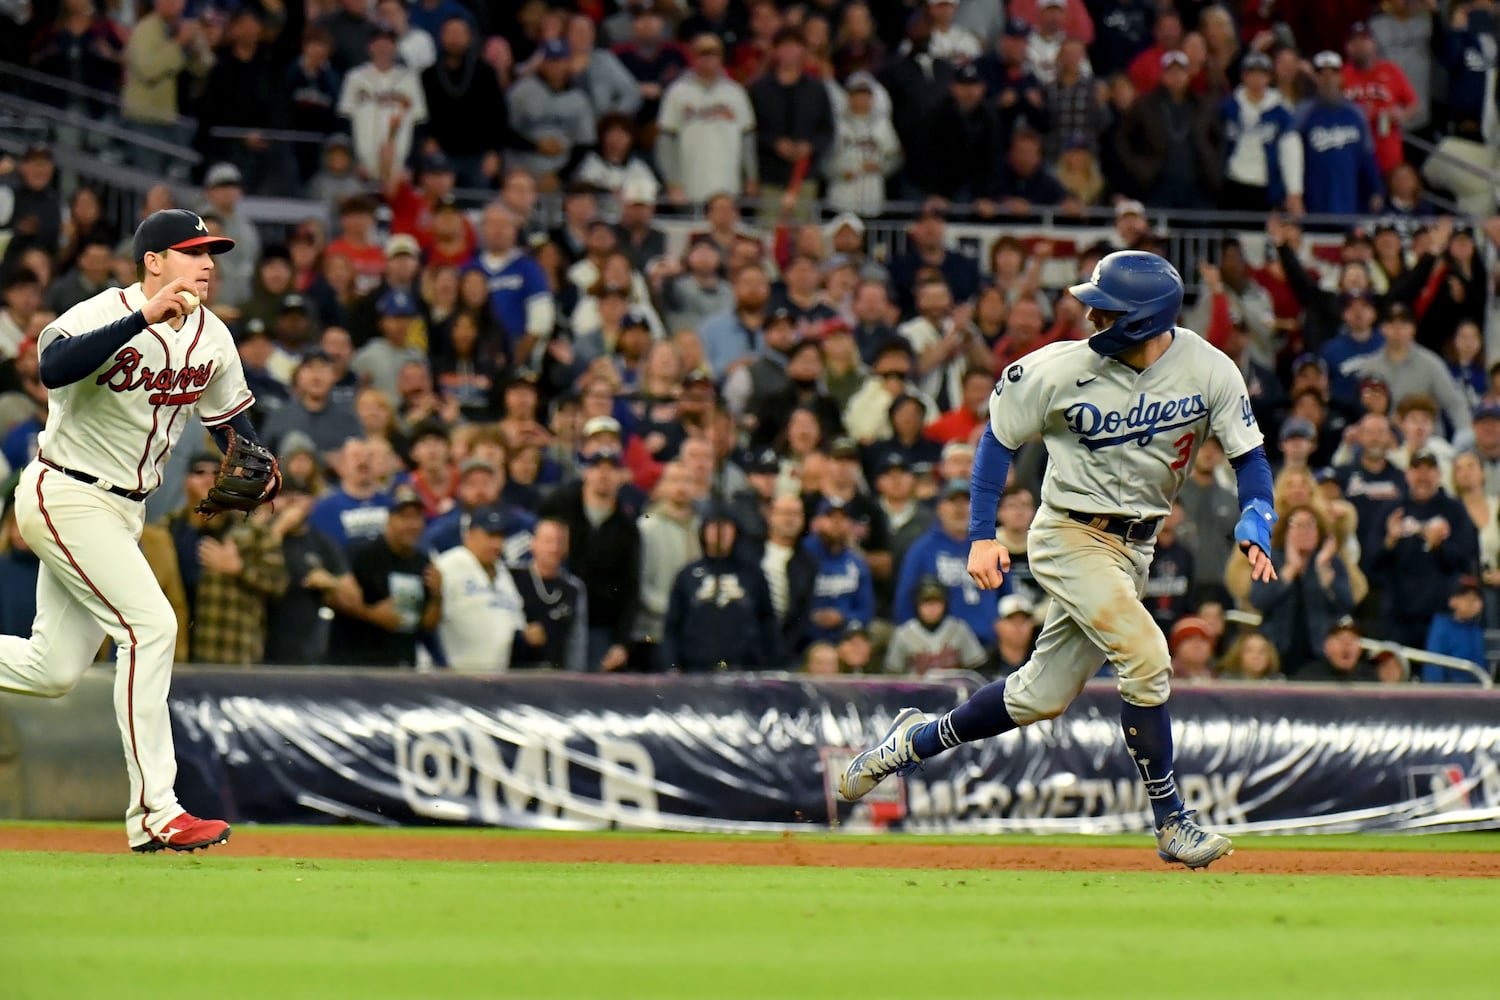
[1002,506,1173,725]
[0,463,182,847]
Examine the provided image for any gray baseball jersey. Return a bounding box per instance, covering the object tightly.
[884,617,987,675]
[988,329,1263,522]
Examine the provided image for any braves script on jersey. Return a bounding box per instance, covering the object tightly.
[38,284,253,492]
[988,329,1263,520]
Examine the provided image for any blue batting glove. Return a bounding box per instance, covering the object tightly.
[1234,498,1277,555]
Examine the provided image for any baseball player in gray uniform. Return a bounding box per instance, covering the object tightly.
[840,251,1279,868]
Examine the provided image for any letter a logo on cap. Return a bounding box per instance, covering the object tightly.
[194,215,208,233]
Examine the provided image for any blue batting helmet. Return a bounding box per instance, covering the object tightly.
[1067,250,1184,356]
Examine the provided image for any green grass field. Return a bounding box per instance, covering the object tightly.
[2,832,1498,1000]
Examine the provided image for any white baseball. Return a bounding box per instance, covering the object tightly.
[177,290,201,314]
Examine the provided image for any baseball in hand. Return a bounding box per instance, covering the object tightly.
[177,290,201,314]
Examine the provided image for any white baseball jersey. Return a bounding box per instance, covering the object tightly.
[37,283,254,494]
[988,329,1262,522]
[337,61,428,180]
[657,73,756,203]
[433,545,527,674]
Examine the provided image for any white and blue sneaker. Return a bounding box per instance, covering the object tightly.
[1156,809,1234,869]
[837,708,929,802]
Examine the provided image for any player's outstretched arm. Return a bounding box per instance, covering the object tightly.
[967,426,1014,590]
[1229,446,1279,583]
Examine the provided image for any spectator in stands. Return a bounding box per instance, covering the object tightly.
[197,163,260,309]
[748,26,834,221]
[263,348,362,454]
[611,0,685,125]
[469,202,554,364]
[122,0,213,173]
[927,0,982,66]
[974,590,1033,675]
[1341,22,1416,177]
[1218,51,1304,215]
[432,504,527,674]
[698,263,770,377]
[681,0,746,53]
[825,72,902,216]
[1145,502,1194,632]
[633,462,702,657]
[309,438,396,551]
[1250,504,1358,677]
[195,10,299,198]
[352,290,425,400]
[846,279,896,365]
[1405,222,1488,356]
[1127,8,1182,96]
[756,492,816,653]
[1336,412,1408,570]
[31,0,127,118]
[659,506,781,671]
[1348,302,1473,436]
[802,496,875,645]
[896,479,999,645]
[888,211,984,313]
[421,16,515,191]
[329,485,439,667]
[1296,52,1384,216]
[1191,241,1278,368]
[769,255,837,329]
[885,575,987,676]
[1297,616,1377,681]
[510,517,588,670]
[1422,576,1488,682]
[1116,50,1223,210]
[990,297,1057,372]
[1444,320,1486,410]
[657,34,757,206]
[339,23,428,182]
[1319,288,1384,406]
[658,238,732,336]
[845,340,939,444]
[318,0,376,73]
[918,62,1004,203]
[1167,616,1216,681]
[1178,438,1239,594]
[507,40,597,192]
[55,187,117,277]
[1278,416,1321,473]
[990,125,1074,214]
[577,124,657,220]
[350,233,428,345]
[1371,448,1477,648]
[1023,0,1087,86]
[1216,632,1284,681]
[924,368,994,445]
[1043,39,1103,160]
[263,476,357,666]
[373,0,434,72]
[45,237,119,314]
[308,138,364,225]
[2,145,63,268]
[539,448,640,671]
[900,277,989,412]
[166,454,290,666]
[286,27,343,182]
[722,306,796,423]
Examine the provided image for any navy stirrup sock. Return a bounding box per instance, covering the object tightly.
[911,677,1019,760]
[1120,701,1186,829]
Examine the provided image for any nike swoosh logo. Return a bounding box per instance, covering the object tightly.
[1076,376,1098,386]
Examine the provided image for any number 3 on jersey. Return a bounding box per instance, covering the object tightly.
[1169,431,1196,471]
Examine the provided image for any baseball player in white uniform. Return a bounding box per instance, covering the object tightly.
[840,252,1279,868]
[0,209,278,853]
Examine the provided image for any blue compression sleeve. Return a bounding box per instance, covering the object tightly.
[1228,445,1274,510]
[38,310,149,389]
[968,426,1014,542]
[210,411,262,453]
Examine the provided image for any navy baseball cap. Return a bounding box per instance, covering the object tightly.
[391,484,424,511]
[876,452,909,475]
[746,446,780,474]
[1279,416,1317,441]
[377,289,419,318]
[816,495,851,517]
[468,504,509,535]
[581,447,623,467]
[540,39,570,60]
[953,63,981,85]
[1292,353,1327,376]
[623,308,651,330]
[133,209,235,263]
[940,478,971,500]
[1003,17,1031,37]
[1476,401,1500,422]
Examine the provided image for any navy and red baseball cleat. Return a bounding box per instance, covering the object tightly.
[131,813,231,853]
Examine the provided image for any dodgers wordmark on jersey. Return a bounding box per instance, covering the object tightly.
[988,329,1263,522]
[37,284,254,494]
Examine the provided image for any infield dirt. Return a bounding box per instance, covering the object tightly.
[1,826,1495,877]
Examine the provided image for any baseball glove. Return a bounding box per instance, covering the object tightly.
[195,430,281,517]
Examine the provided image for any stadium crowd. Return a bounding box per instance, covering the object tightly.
[1,0,1500,684]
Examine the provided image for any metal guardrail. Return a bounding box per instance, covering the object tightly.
[1224,609,1494,686]
[0,90,199,163]
[0,58,194,129]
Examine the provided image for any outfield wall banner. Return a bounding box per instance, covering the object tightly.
[167,671,1500,835]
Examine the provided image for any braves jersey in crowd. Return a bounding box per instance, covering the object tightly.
[37,284,253,493]
[1341,61,1416,173]
[336,63,428,179]
[987,330,1263,522]
[883,616,987,676]
[656,73,756,203]
[1294,99,1383,215]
